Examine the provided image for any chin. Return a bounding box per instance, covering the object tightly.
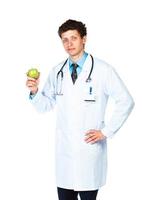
[69,51,78,57]
[67,50,76,55]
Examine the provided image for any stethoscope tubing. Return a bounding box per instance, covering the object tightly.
[57,54,94,82]
[55,54,94,95]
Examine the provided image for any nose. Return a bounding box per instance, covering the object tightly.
[67,39,73,47]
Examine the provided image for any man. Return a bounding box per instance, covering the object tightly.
[26,19,134,200]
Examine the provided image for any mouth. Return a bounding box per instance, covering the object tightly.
[67,48,75,52]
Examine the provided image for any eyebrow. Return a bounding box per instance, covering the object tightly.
[62,34,79,39]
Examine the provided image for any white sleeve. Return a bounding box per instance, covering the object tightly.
[30,69,56,113]
[101,66,135,138]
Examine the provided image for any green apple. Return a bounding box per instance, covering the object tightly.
[26,68,40,79]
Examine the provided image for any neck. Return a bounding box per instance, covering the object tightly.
[70,50,84,62]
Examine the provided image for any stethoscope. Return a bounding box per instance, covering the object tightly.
[55,54,94,95]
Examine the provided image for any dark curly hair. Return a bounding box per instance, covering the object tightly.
[58,19,87,38]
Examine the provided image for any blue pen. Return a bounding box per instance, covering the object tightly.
[89,87,92,95]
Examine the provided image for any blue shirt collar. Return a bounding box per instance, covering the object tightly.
[69,52,88,69]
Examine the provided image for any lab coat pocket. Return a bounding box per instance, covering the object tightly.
[83,103,99,133]
[84,94,98,103]
[83,92,99,110]
[82,141,98,157]
[83,83,99,102]
[85,139,106,158]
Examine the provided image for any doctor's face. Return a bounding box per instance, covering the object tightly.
[61,30,86,59]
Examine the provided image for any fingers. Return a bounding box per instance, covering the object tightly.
[26,79,37,87]
[26,77,39,93]
[84,130,106,144]
[85,129,96,135]
[85,134,98,144]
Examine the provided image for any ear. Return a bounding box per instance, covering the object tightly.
[83,36,87,44]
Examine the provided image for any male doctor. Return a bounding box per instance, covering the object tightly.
[26,19,134,200]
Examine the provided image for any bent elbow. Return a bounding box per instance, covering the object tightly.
[127,96,135,114]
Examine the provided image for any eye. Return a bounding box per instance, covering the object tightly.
[71,36,77,41]
[62,38,68,44]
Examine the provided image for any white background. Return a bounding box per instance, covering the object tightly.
[0,0,144,199]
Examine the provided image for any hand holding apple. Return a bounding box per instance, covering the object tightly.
[26,68,40,94]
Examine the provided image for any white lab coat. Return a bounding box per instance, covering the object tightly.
[30,54,134,191]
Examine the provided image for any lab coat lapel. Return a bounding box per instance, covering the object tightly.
[73,54,93,88]
[61,54,93,97]
[63,54,92,88]
[62,59,75,95]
